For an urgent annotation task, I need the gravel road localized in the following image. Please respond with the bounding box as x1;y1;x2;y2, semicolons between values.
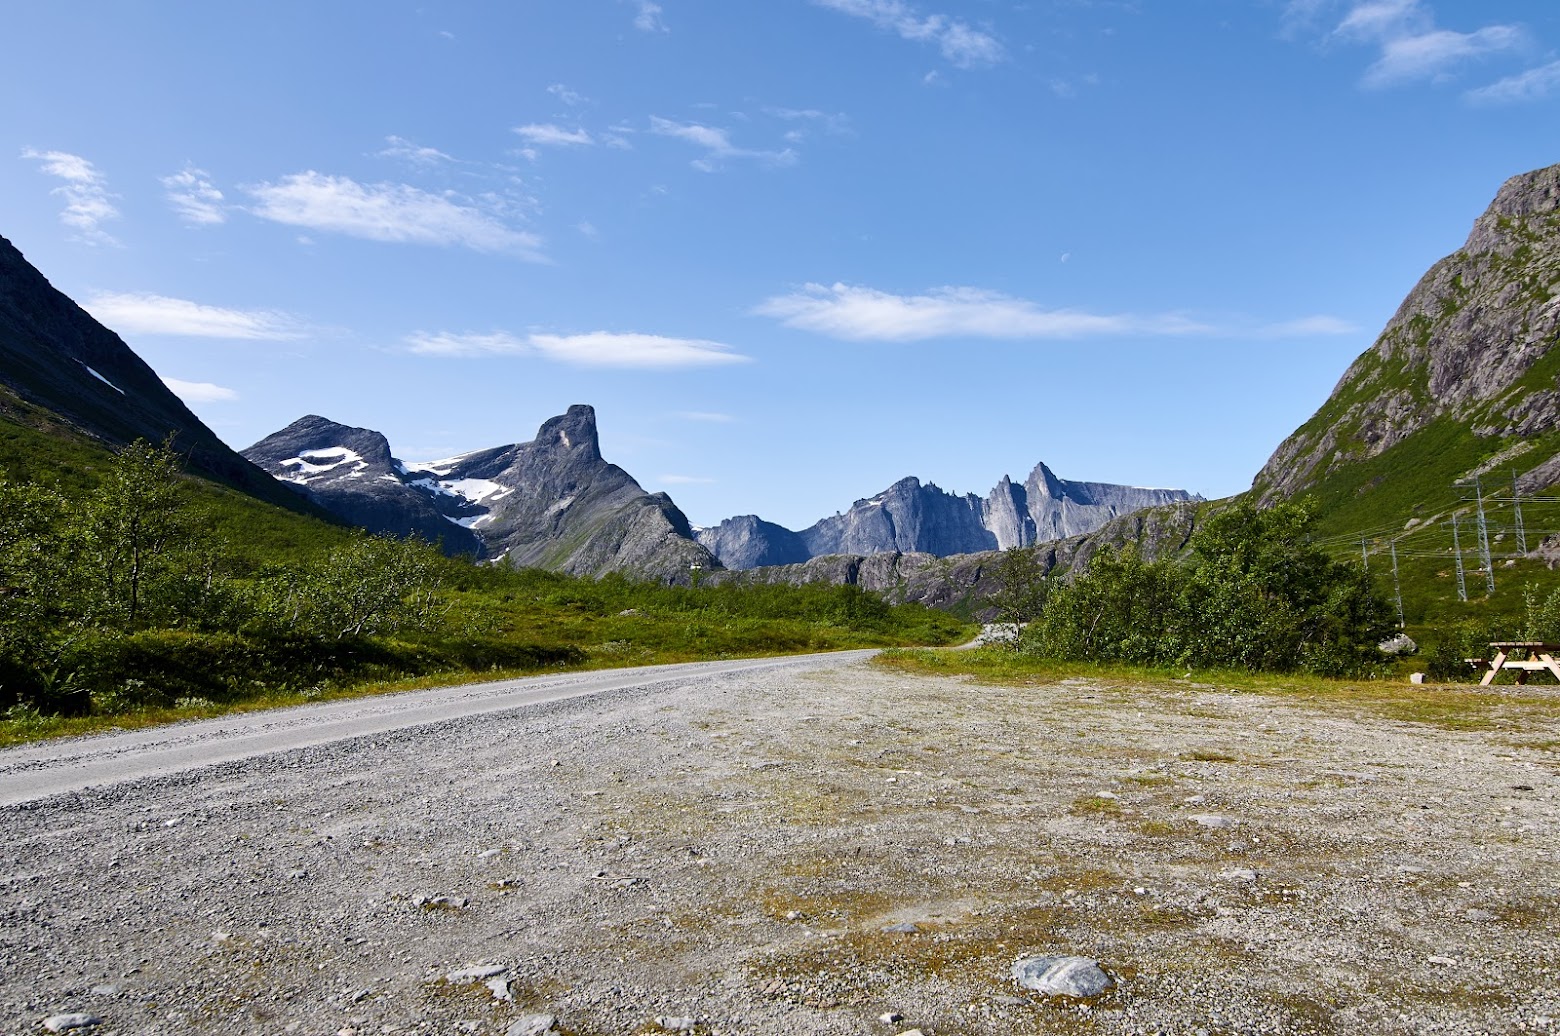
3;654;1558;1036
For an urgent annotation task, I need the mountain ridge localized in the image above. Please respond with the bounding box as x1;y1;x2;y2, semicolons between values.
698;462;1199;570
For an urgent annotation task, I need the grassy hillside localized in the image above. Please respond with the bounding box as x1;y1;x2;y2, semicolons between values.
0;417;972;742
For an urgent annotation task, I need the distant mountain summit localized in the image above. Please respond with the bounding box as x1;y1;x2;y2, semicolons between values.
244;405;720;580
0;233;305;510
698;462;1198;570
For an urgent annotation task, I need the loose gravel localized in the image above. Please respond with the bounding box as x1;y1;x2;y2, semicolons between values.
2;657;1558;1035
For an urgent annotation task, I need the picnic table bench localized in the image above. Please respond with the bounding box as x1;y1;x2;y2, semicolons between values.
1467;642;1560;686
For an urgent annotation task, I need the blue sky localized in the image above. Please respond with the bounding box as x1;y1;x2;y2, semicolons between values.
4;1;1559;529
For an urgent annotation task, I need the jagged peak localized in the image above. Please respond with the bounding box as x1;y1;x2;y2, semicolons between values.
533;404;601;461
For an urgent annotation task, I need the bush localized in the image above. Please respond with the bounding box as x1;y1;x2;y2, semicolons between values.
1019;502;1395;676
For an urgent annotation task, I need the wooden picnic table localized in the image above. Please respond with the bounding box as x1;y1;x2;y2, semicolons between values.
1474;642;1560;686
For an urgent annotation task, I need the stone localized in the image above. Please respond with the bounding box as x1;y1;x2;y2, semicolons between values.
1410;672;1427;684
1219;867;1260;883
878;1011;904;1023
654;1017;697;1031
1190;814;1234;829
446;964;507;983
1379;633;1417;655
1465;908;1498;922
1011;956;1113;997
881;922;919;933
42;1016;101;1033
505;1015;559;1036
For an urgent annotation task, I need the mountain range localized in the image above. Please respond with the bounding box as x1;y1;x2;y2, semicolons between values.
696;467;1198;570
5;161;1560;611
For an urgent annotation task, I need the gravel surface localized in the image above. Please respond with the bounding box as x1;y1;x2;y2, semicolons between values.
2;656;1558;1035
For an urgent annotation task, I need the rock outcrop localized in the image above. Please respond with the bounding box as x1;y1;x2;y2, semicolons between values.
1254;163;1560;503
244;405;720;581
698;463;1198;570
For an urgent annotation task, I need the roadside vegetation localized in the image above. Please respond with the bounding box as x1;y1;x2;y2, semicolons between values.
0;438;970;743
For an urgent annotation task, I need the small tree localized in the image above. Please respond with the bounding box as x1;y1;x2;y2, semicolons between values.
269;533;444;640
76;438;200;627
987;545;1048;643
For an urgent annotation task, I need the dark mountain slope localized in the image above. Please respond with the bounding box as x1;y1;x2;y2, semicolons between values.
0;234;310;512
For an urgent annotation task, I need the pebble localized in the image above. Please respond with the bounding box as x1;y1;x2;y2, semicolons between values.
505;1014;559;1036
1012;956;1113;997
881;922;920;933
1465;908;1498;922
1190;814;1233;829
879;1011;904;1023
655;1016;698;1031
43;1015;101;1033
415;895;468;909
1220;867;1260;883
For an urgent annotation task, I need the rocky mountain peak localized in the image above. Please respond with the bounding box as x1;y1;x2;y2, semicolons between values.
1464;164;1560;255
534;404;601;462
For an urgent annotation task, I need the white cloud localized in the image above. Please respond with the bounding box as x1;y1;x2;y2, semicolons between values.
86;292;307;340
632;1;667;32
755;283;1201;341
812;0;1004;68
1467;59;1560;104
576;221;599;238
513;123;594;147
161;166;226;226
22;148;120;245
676;411;735;423
377;135;454;165
755;283;1358;343
649;116;796;170
1362;25;1523;87
1255;315;1359;337
1298;1;1526;89
162;377;238;403
245;171;543;257
406;330;752;368
659;474;715;485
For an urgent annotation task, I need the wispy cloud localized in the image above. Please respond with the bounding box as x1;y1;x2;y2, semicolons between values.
161;165;227;226
675;411;736;423
22;148;120;245
377;135;455;165
755;283;1357;342
659;474;715;485
1467;58;1560;104
162;377;238;403
547;83;589;106
811;0;1004;68
514;123;594;147
86;292;306;340
245;171;543;258
1295;1;1525;89
649;116;796;171
631;1;667;32
406;330;752;368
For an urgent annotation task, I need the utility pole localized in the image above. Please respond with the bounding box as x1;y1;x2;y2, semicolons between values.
1513;469;1528;555
1451;513;1468;604
1390;538;1405;629
1474;476;1495;596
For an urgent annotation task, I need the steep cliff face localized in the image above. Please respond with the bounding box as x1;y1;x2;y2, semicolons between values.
245;405;720;580
699;463;1198;570
0;233;309;511
1254;163;1560;506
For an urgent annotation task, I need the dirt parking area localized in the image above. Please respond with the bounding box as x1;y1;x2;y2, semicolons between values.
2;658;1557;1035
